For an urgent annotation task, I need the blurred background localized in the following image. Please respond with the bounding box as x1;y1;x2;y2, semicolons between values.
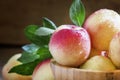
0;0;120;79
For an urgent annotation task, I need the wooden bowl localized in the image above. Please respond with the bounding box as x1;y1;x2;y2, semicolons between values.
50;60;120;80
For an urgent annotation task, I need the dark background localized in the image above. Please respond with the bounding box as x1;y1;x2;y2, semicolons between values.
0;0;120;79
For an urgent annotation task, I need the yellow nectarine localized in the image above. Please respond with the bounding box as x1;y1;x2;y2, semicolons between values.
2;53;32;80
84;9;120;51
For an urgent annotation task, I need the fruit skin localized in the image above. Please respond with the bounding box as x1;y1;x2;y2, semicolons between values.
109;32;120;68
32;59;54;80
2;53;32;80
49;25;91;67
84;9;120;51
89;48;108;58
80;56;116;71
89;48;101;58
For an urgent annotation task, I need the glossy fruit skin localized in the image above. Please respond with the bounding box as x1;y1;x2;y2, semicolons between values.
89;48;101;58
49;25;91;67
32;59;54;80
109;32;120;68
84;9;120;51
2;54;32;80
80;56;116;71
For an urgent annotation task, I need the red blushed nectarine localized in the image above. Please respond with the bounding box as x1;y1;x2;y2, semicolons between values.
32;59;54;80
49;25;91;67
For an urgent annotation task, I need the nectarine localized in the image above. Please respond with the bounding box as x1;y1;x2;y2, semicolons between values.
109;32;120;68
2;53;32;80
32;59;54;80
80;56;116;71
49;25;91;67
84;9;120;51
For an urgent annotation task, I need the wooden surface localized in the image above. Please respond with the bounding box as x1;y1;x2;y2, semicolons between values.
51;60;120;80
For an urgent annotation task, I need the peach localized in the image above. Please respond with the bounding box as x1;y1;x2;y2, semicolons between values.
32;59;54;80
2;53;32;80
80;56;116;71
84;9;120;51
109;32;120;68
49;25;91;67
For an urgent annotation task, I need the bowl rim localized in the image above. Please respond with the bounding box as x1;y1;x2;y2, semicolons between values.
50;59;120;73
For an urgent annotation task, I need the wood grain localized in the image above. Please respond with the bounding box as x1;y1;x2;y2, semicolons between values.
50;60;120;80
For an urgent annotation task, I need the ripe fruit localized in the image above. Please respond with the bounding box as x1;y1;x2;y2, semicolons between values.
2;53;32;80
84;9;120;51
109;32;120;68
49;25;91;67
32;59;54;80
80;56;116;71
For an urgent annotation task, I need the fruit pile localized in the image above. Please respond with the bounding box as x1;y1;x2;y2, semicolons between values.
2;0;120;80
49;8;120;71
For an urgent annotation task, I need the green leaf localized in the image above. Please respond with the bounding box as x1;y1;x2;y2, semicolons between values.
35;27;55;36
42;17;57;29
24;25;51;46
69;0;85;26
22;44;39;54
9;46;52;75
24;25;40;45
18;51;39;64
10;17;56;75
9;59;39;75
18;44;40;63
36;46;52;61
24;18;56;46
